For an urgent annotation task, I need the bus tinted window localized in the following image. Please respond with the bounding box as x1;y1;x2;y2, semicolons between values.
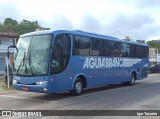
72;35;148;58
104;40;112;56
135;45;140;58
110;41;122;57
91;38;105;56
129;44;136;57
145;46;149;58
121;44;148;58
73;35;90;56
141;46;148;58
121;43;130;57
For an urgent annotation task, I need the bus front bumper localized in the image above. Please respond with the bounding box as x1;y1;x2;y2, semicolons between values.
13;84;50;93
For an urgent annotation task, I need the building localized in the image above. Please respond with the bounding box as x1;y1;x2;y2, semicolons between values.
0;32;18;75
136;40;145;43
123;36;132;41
149;47;159;65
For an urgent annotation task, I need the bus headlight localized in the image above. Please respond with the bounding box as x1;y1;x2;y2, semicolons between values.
36;81;47;85
13;79;17;84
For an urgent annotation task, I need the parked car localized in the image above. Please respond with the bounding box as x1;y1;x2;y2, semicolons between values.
148;64;160;73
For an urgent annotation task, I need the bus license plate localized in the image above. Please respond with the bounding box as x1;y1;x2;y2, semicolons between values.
22;87;29;91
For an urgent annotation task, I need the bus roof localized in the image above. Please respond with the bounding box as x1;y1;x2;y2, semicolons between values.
20;30;148;46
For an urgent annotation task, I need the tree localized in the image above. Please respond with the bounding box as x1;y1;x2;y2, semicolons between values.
0;18;50;35
15;19;40;35
147;40;160;52
4;18;18;26
147;40;160;47
0;18;18;32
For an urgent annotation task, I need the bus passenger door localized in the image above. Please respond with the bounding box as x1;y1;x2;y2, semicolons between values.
50;33;71;92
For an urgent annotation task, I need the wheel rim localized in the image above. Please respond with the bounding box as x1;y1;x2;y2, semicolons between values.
131;75;135;84
75;82;82;94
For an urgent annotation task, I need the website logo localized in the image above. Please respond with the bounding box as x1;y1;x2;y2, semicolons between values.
2;111;11;116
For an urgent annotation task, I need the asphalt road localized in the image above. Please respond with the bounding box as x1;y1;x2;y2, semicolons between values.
0;74;160;119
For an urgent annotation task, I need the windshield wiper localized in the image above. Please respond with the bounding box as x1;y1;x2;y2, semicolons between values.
16;52;26;75
28;51;36;76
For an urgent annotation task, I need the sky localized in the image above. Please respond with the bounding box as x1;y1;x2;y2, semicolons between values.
0;0;160;41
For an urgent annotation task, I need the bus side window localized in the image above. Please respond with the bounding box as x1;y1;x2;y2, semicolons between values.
73;35;90;56
111;41;122;57
121;43;130;57
91;38;105;56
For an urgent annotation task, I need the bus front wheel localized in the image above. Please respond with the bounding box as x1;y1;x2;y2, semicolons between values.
70;78;83;96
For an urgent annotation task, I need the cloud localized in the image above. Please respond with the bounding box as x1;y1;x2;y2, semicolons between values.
135;0;160;8
107;0;160;9
0;0;160;40
49;15;73;30
100;12;159;40
79;13;101;32
0;1;18;22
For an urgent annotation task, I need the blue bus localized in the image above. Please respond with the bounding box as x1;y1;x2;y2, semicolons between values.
12;30;149;95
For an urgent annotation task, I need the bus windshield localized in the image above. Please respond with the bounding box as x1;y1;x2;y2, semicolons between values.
13;35;52;76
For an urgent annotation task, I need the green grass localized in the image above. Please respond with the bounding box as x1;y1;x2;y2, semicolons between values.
0;75;22;95
0;76;14;92
2;84;14;90
0;76;3;80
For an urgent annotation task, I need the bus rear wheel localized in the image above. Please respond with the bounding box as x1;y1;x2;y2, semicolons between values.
70;78;83;96
128;73;136;86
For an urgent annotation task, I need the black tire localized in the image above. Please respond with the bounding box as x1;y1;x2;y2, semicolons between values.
148;69;152;74
70;78;83;96
127;73;136;86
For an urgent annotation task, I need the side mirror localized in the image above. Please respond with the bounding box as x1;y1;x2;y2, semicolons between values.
5;45;17;86
7;45;18;58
